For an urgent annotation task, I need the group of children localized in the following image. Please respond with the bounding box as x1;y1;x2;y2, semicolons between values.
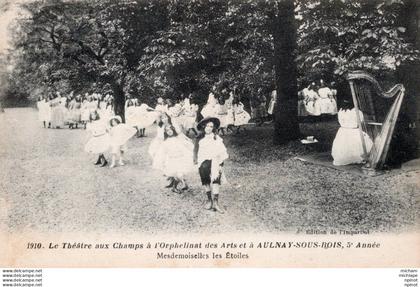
80;93;233;213
200;88;251;135
35;88;261;213
298;80;338;117
36;92;115;129
84;111;137;168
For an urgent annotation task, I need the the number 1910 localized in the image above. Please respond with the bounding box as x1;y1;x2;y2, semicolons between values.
27;243;42;249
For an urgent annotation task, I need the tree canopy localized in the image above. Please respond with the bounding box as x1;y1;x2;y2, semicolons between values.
3;0;419;122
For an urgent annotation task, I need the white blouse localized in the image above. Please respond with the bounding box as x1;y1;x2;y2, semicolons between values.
197;134;229;166
337;108;364;129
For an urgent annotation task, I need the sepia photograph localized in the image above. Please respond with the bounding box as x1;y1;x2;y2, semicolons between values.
0;0;419;268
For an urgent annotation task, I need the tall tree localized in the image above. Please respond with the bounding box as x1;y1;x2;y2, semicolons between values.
397;0;420;157
8;0;167;118
271;0;300;143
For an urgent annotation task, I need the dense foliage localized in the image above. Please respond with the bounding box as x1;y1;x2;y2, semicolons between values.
3;0;419;113
296;0;419;86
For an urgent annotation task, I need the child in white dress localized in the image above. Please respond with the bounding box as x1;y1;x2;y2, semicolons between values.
331;101;373;166
149;113;177;188
179;95;199;136
267;89;277;121
232;97;251;133
303;83;321;116
125;100;138;132
201;89;218;118
135;102;159;137
37;96;47;128
149;113;170;166
108;115;137;168
214;96;234;135
50;93;66;128
84;111;110;167
317;81;338;115
45;96;52;128
80;97;89;129
155;97;168;113
196;117;229;213
159;125;195;193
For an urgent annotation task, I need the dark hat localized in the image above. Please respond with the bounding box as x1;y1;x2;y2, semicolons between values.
197;117;220;131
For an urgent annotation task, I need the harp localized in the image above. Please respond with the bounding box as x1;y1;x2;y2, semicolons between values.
346;71;405;171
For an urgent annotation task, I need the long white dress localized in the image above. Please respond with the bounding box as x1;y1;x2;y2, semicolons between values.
233;102;251;126
268;90;277;115
125;105;138;128
180;103;199;131
37;100;49;123
225;94;235;127
155;103;169;114
50;97;66;128
302;88;321;116
214;103;234;128
97;101;108;120
80;100;91;122
36;100;43;122
44;100;52;124
68;100;81;124
331;108;373;166
148;125;165;164
201;93;218;118
109;123;137;153
318;87;338;115
84;120;111;154
133;104;159;129
168;104;183;132
159;136;195;177
101;104;114;123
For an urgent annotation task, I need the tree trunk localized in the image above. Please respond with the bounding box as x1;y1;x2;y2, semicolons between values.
397;0;420;159
272;0;300;144
110;80;126;122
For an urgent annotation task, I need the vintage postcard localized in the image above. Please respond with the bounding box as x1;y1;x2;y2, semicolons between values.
0;0;419;268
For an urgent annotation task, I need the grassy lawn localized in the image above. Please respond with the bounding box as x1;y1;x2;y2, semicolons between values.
0;108;418;234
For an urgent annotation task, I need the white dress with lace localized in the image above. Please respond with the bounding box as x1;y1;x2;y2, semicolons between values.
331;108;373;166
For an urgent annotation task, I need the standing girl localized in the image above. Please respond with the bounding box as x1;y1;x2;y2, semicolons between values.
108;115;137;168
267;89;277;121
37;96;47;128
68;95;81;129
232;97;251;133
134;102;158;137
196;117;229;213
149;112;171;168
51;93;68;128
159;125;194;193
84;111;110;167
80;95;91;129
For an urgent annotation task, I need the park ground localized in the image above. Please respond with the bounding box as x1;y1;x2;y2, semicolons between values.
0;108;418;235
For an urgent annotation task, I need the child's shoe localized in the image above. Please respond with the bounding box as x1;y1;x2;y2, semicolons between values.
204;191;213;210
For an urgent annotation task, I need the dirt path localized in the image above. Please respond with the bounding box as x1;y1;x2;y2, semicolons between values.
0;108;418;234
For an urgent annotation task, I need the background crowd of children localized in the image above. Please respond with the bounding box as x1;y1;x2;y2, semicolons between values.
36;92;115;129
298;80;338;117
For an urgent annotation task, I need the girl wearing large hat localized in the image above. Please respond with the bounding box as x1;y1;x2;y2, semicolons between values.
195;117;229;213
